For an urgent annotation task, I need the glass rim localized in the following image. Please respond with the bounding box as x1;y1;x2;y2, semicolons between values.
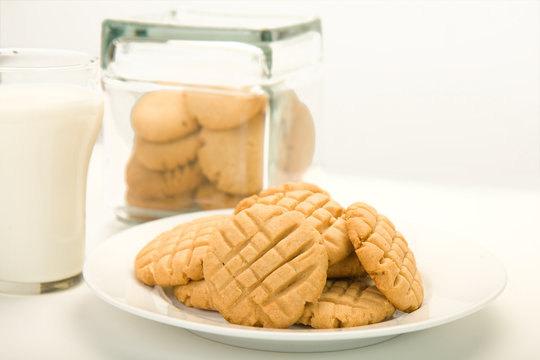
0;48;98;72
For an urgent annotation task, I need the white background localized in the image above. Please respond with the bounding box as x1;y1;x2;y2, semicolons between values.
1;0;539;189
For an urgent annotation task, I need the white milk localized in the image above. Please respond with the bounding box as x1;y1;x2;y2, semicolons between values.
0;84;103;283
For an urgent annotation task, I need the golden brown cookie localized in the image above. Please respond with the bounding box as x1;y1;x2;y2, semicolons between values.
345;202;424;312
195;182;245;210
173;280;215;311
133;132;201;171
203;204;328;328
134;214;231;286
327;252;366;279
198;114;264;196
234;183;351;266
134;227;172;285
298;277;395;328
131;90;198;142
186;89;267;130
125;156;204;200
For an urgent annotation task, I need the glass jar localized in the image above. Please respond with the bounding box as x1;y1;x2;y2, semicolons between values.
101;8;323;222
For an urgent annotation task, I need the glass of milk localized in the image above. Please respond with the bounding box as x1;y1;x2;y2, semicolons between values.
0;49;103;294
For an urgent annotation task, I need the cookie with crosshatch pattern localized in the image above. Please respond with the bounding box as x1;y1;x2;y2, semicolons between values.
298;277;395;328
134;214;231;287
345;202;424;312
203;204;328;328
234;182;352;266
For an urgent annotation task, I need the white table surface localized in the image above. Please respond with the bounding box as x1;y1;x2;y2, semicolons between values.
1;146;539;359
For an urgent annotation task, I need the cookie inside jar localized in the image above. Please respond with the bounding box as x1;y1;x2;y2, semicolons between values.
123;85;268;220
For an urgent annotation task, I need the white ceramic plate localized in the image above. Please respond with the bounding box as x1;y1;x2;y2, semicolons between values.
83;209;507;352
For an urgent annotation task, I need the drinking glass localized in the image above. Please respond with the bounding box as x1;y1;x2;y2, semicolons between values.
0;49;103;294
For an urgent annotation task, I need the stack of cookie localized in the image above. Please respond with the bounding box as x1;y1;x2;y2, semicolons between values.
134;182;424;329
125;88;267;214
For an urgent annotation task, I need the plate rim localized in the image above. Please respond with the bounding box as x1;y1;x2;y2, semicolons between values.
83;209;507;342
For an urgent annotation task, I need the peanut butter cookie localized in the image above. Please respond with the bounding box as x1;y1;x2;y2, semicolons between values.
345;202;424;312
298;277;395;328
203;204;328;328
134;214;231;286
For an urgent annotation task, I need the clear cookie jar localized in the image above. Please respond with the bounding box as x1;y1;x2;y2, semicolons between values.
101;8;323;222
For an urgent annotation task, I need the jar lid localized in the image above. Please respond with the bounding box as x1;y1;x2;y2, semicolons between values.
101;8;322;86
